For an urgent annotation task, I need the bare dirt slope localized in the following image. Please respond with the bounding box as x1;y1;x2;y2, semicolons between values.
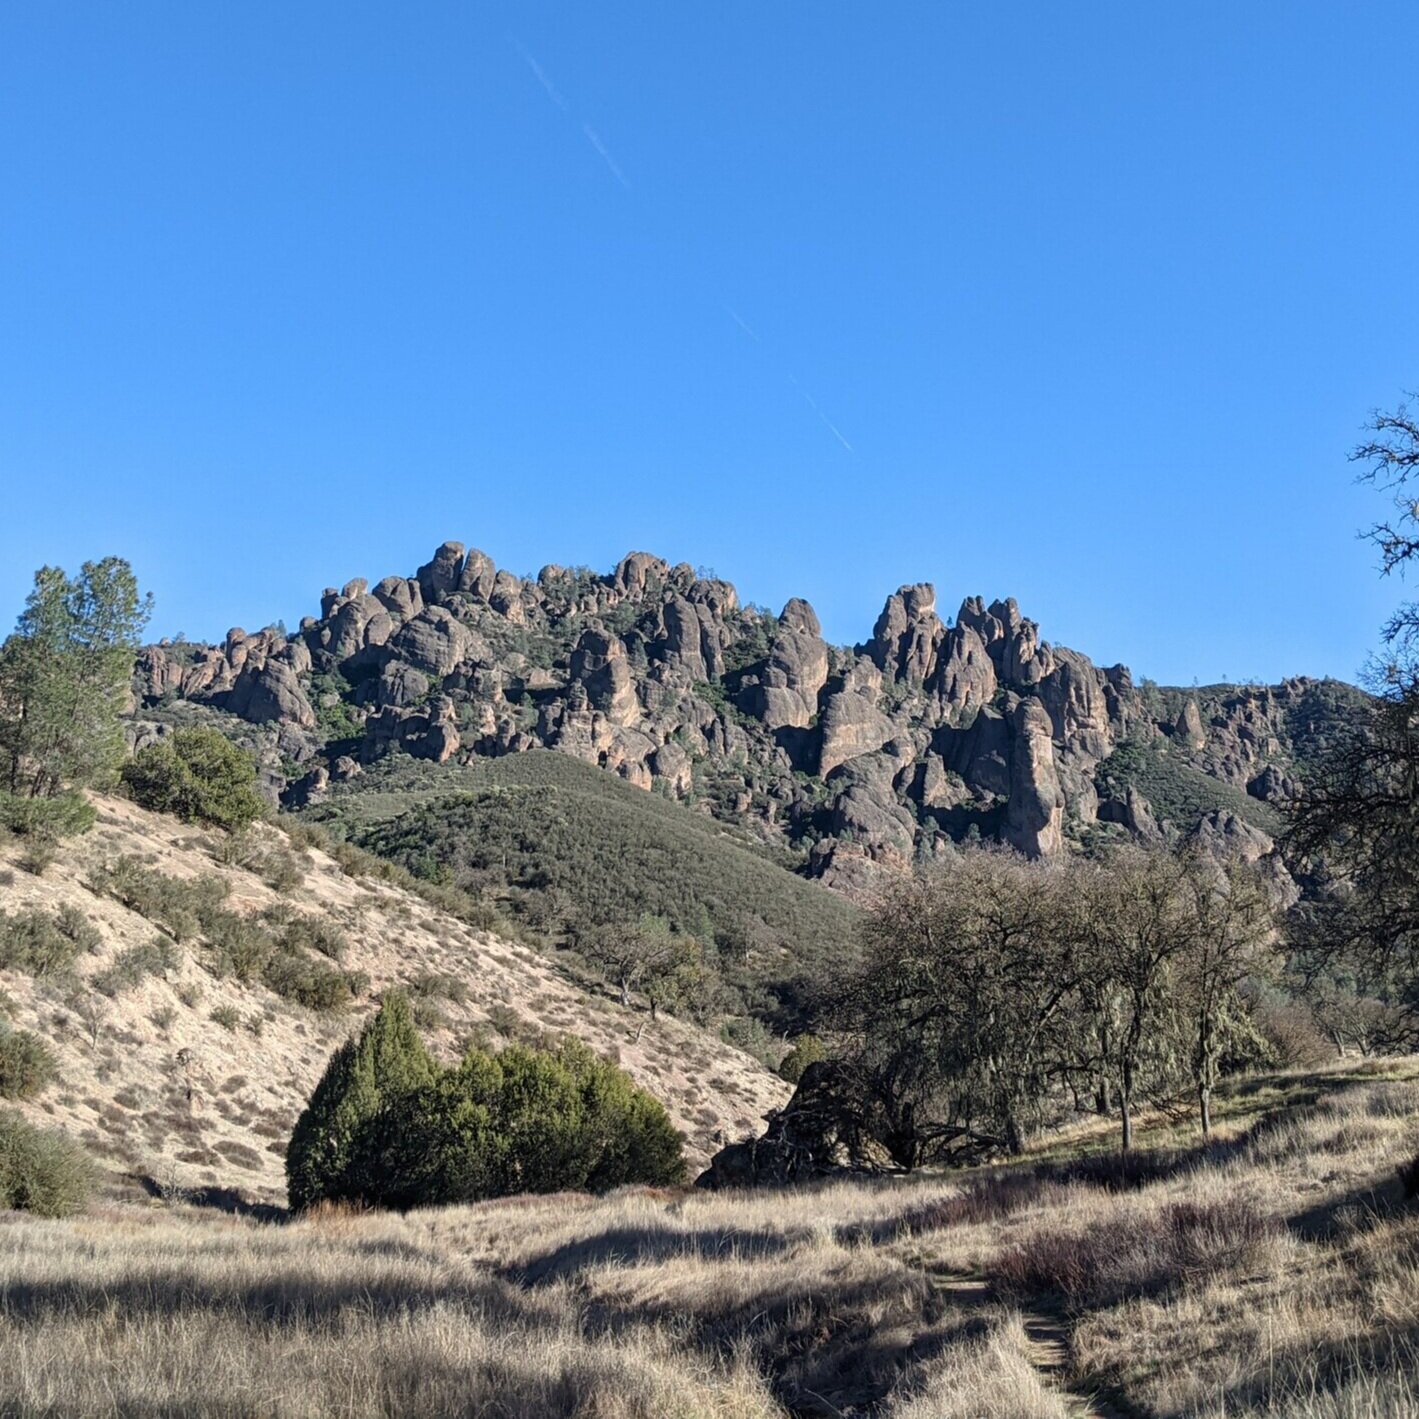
0;796;790;1204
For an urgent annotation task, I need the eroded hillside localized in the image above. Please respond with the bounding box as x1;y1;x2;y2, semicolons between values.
0;796;790;1204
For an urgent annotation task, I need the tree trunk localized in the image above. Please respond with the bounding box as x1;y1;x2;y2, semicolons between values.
618;978;631;1008
1197;1014;1214;1138
1004;1112;1025;1155
1120;1057;1134;1154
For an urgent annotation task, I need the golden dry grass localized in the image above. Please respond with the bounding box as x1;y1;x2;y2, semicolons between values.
1;1059;1415;1416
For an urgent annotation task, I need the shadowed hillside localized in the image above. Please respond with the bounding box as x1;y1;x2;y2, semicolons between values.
301;750;863;1024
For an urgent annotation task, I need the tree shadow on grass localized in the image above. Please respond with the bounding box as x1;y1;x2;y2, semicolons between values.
511;1223;801;1285
132;1174;288;1225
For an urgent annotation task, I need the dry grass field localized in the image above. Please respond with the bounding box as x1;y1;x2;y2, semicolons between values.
0;796;790;1201
0;1055;1415;1418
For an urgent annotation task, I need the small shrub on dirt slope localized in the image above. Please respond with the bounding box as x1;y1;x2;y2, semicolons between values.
121;726;265;831
275;913;349;963
262;950;359;1012
87;856;229;942
0;1111;92;1216
0;909;83;976
92;936;180;997
0;1028;57;1100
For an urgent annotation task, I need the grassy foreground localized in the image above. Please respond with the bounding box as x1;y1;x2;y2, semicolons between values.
0;1058;1416;1418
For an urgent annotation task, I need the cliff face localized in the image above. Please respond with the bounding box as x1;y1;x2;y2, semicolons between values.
131;541;1365;893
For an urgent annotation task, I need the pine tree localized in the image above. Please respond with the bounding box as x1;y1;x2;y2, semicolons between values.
285;993;433;1210
0;559;151;803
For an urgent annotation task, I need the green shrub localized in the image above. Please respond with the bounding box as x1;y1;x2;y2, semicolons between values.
778;1033;827;1085
203;912;273;982
0;1029;57;1100
286;993;435;1211
262;951;359;1012
257;845;305;892
408;971;467;1004
0;790;96;841
720;1016;778;1070
87;857;229;942
0;909;83;976
55;905;102;955
286;1001;685;1211
121;728;264;831
0;1111;92;1216
91;936;180;997
277;914;349;963
209;1005;241;1031
15;838;57;876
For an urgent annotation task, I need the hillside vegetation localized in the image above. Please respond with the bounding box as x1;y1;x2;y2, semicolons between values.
303;751;863;1022
0;795;790;1203
1097;736;1285;835
0;1057;1412;1417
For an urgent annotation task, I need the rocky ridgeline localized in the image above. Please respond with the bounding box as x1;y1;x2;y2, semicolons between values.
131;541;1354;895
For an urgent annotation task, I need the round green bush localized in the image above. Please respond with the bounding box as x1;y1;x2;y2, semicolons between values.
286;999;686;1211
0;1111;93;1216
122;728;264;831
0;1029;57;1100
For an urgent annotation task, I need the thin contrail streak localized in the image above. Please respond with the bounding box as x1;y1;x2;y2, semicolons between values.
510;37;567;110
721;304;761;342
509;37;850;452
788;374;855;452
580;122;631;189
510;37;630;190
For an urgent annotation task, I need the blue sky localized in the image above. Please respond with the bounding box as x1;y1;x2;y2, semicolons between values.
2;3;1416;686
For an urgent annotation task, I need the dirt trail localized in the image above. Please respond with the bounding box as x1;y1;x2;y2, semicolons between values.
921;1266;1133;1419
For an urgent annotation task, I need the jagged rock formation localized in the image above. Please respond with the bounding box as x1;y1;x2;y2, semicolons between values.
131;542;1366;895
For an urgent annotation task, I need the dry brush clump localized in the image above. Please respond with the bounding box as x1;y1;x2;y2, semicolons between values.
995;1191;1281;1308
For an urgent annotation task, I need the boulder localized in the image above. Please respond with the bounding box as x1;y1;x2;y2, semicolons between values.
459;547;497;601
695;1062;873;1190
869;583;943;683
932;624;996;722
1175;699;1207;750
613;552;669;599
489;570;526;624
818;687;894;777
386;607;479;679
1097;785;1163;843
650;740;694;797
377;662;430;709
226;659;316;730
743;599;830;731
570;627;639;727
372;576;423;621
1004;697;1063;858
661;595;708;680
416;541;466;605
